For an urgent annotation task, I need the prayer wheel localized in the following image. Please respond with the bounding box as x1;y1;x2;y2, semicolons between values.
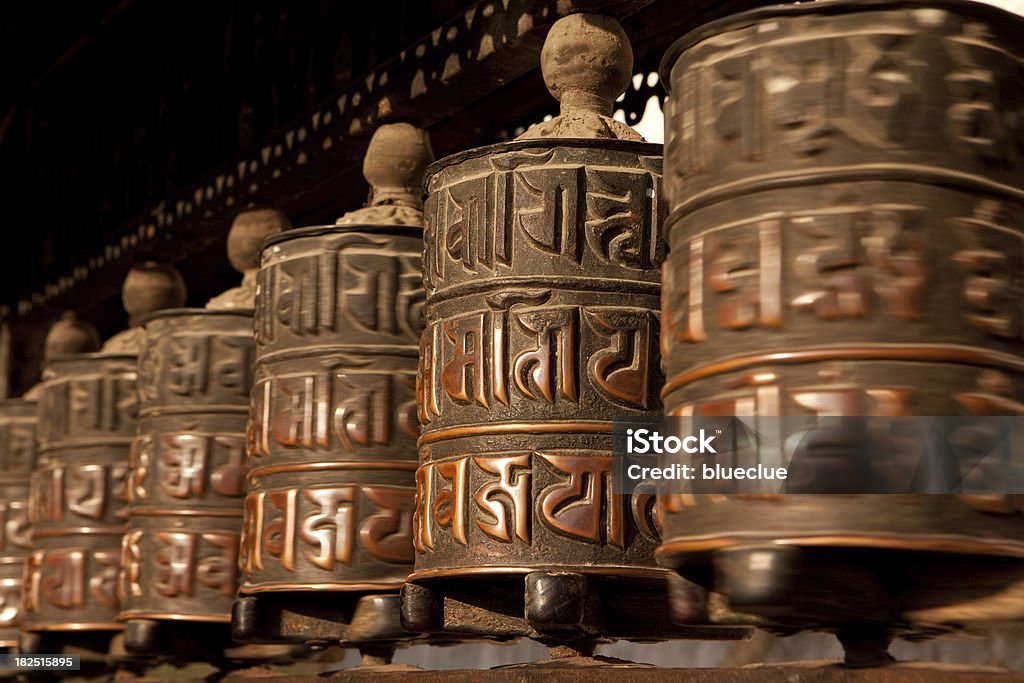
655;0;1024;662
21;265;184;662
0;400;36;651
117;210;288;662
233;123;432;660
402;12;743;647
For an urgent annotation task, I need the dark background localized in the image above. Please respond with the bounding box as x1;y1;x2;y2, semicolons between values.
0;0;752;395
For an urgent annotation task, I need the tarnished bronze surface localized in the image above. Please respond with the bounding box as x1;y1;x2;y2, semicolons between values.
0;399;35;648
236;123;433;650
24;353;135;633
656;0;1024;650
403;12;738;644
238;224;421;619
119;310;251;629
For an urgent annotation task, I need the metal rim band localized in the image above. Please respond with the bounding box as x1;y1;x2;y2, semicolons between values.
664;165;1024;229
662;343;1024;397
418;421;613;446
408;565;670;582
239;581;405;594
118;612;231;624
659;0;1024;87
248;460;418;479
655;534;1024;562
22;622;124;632
126;507;243;518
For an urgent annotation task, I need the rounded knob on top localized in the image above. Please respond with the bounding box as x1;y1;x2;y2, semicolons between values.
227;208;291;275
122;262;187;326
337;122;434;227
519;13;641;141
44;311;101;360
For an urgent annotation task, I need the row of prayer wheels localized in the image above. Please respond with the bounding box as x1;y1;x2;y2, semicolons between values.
1;0;1023;673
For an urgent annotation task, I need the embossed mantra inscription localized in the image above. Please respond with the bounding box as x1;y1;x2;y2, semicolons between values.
240;227;421;593
0;400;36;645
25;355;136;631
413;141;665;576
656;2;1024;563
119;311;253;623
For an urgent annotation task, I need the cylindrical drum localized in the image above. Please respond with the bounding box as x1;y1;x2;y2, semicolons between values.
415;139;663;568
0;400;36;648
237;225;421;643
656;0;1024;644
403;134;731;642
24;354;135;633
118;310;251;647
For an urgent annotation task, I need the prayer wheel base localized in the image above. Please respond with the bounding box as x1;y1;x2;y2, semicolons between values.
667;544;1024;657
123;619;236;663
232;592;410;648
401;571;750;644
127;664;1024;683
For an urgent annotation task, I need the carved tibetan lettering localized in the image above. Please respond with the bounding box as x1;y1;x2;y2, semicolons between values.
334;376;391;450
239;493;263;573
0;501;30;551
706;220;782;330
413;464;434;552
585;308;657;409
90;550;120;609
277;256;330;336
168;336;210;395
790;205;925;319
584;168;657;270
441;172;509;276
121;529;143;599
272;374;328;449
160;434;208;498
0;579;20;625
22;551;42;613
130;436;152;502
67;465;107;520
473;455;531;544
952;201;1023;339
210;435;246;497
42;550;85;609
513;308;578;403
537;454;622;547
69;376;136;434
360;487;415;563
263;489;298;571
433;458;469;546
196;533;239;596
514;165;581;263
442;314;489;408
212;338;253;393
155;531;197;597
301;487;357;570
340;248;422;339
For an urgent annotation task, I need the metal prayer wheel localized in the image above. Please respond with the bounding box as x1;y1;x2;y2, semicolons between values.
402;13;741;646
22;266;184;661
116;210;289;663
656;0;1024;660
0;400;35;650
118;309;254;656
233;124;432;657
23;353;136;641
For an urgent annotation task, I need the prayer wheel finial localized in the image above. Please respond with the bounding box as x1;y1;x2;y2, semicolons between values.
102;262;186;354
336;122;434;226
519;13;640;141
43;311;101;361
208;208;291;309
